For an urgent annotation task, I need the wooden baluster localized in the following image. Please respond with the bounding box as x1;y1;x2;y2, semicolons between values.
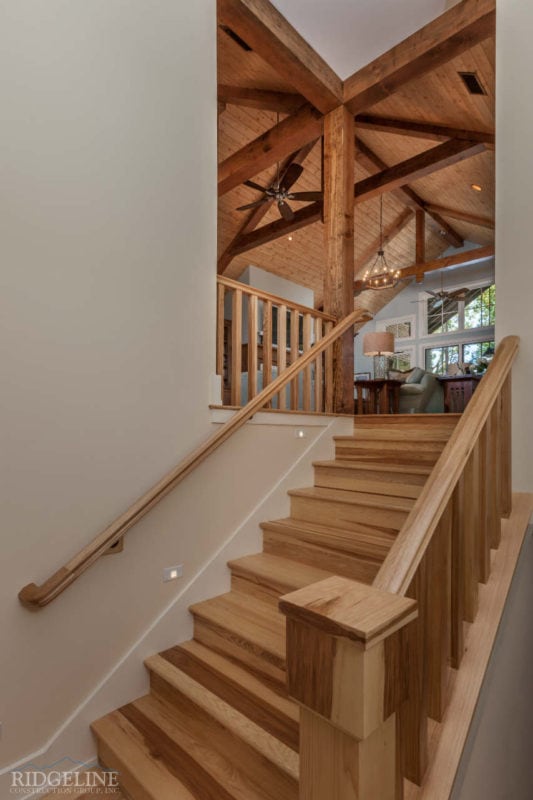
477;427;491;583
484;411;501;550
450;479;465;669
462;449;480;622
216;282;225;379
247;294;258;401
302;313;312;412
398;562;428;785
324;320;334;413
290;310;300;410
499;375;512;518
425;503;451;722
262;300;273;408
280;577;417;800
277;305;287;410
490;402;502;546
314;319;324;413
230;289;242;406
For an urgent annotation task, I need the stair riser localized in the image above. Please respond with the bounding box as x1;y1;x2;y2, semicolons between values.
290;495;409;530
313;466;424;496
263;530;382;583
350;429;453;441
335;448;440;466
231;574;282;606
193;619;286;687
96;732;158;800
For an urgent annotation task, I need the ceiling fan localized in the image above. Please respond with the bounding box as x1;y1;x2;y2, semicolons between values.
236;164;322;222
412;273;469;307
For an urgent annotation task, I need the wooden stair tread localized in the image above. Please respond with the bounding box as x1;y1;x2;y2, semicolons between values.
228;552;333;594
154;640;299;750
261;517;395;560
190;592;286;664
288;485;416;511
93;692;298;800
312;459;432;474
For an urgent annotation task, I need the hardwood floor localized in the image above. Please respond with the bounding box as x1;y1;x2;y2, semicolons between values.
91;415;458;799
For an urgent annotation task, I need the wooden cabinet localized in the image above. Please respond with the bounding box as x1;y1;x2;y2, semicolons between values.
438;374;482;413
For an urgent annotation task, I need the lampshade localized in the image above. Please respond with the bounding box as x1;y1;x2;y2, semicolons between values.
363;331;395;357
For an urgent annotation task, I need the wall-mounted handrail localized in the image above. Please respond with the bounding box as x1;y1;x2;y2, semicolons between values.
19;307;372;609
374;335;519;597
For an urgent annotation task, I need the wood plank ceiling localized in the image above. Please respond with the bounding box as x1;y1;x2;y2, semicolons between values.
217;16;495;316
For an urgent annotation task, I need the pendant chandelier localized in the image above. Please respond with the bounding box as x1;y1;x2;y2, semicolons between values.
362;196;402;290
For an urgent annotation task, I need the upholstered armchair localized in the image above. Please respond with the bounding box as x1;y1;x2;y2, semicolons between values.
398;368;444;413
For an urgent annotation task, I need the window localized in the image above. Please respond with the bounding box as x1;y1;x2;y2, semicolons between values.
376;314;415;341
425;339;495;375
464;284;496;329
425;345;460;375
390;348;414;371
424;282;495;336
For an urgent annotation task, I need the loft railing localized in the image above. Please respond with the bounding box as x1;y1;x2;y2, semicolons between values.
280;335;519;800
19;306;371;609
217;276;337;412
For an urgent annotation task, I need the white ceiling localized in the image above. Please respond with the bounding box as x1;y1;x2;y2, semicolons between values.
271;0;453;79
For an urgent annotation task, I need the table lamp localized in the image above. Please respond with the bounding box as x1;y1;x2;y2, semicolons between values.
363;332;395;379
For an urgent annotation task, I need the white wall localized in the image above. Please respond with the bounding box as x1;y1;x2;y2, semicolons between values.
496;0;533;493
241;266;315;308
355;254;495;376
0;0;218;769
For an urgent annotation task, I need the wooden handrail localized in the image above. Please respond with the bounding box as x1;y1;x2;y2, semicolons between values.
374;335;519;597
19;307;372;609
217;275;336;322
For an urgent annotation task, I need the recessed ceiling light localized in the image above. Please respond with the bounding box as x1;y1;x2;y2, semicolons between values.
288;235;293;241
471;183;483;192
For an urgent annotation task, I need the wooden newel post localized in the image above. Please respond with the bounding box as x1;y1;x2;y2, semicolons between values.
280;577;418;800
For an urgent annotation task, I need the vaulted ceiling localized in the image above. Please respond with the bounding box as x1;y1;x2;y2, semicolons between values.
217;0;495;316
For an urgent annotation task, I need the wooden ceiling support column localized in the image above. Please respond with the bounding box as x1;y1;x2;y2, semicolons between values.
354;243;495;292
323;106;355;414
355;139;486;204
416;209;426;264
218;85;305;114
218;103;323;196
218;141;318;272
217;0;343;113
355;137;464;248
343;0;496;113
355;114;495;149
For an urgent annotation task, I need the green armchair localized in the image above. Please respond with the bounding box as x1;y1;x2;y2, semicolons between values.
398;368;444;413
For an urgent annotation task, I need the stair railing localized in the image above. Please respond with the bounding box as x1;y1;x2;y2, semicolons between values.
19;307;372;609
280;335;519;800
217;276;337;411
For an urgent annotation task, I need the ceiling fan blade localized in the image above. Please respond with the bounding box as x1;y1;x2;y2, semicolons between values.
279;163;304;191
237;198;270;211
449;288;469;299
244;179;269;193
426;291;440;298
288;191;323;202
278;200;295;221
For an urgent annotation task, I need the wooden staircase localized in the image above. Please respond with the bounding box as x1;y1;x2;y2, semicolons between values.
90;415;459;800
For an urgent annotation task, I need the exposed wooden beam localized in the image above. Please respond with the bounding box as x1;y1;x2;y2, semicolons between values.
218;103;323;196
416;209;426;264
344;0;496;113
323;106;355;413
355;209;414;276
355;137;464;248
217;0;343;113
217;140;317;274
355;114;495;149
355;139;486;204
423;204;495;230
228;201;322;257
354;243;495;292
218;85;305;114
